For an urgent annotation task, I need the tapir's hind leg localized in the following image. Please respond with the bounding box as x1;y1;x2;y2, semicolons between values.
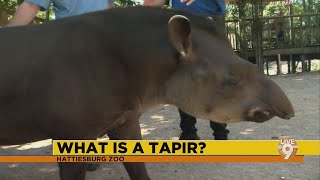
108;113;150;180
58;162;87;180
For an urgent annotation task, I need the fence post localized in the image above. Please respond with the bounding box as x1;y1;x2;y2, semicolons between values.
301;55;308;72
291;54;296;73
277;54;282;75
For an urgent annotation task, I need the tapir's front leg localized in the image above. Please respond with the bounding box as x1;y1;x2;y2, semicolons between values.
108;113;150;180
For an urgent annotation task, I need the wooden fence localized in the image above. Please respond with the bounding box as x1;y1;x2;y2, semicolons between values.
226;13;320;74
226;13;320;50
1;8;319;75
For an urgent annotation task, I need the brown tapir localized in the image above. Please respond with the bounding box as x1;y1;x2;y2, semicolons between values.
0;6;294;180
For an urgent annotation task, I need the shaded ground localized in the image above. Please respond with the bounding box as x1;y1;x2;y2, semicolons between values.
1;72;319;180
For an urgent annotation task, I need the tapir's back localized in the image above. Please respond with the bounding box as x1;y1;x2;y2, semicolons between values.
0;7;220;145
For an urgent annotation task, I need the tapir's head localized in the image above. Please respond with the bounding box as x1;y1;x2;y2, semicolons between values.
165;15;294;123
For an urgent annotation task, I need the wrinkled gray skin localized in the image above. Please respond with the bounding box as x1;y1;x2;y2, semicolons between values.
0;7;294;180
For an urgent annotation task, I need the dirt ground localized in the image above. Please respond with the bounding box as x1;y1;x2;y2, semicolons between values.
0;71;319;180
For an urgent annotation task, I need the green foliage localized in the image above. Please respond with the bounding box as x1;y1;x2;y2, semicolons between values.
114;0;140;7
226;4;239;20
0;0;19;12
311;61;320;71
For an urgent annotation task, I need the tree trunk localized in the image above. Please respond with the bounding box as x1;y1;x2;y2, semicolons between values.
237;0;248;60
0;10;8;26
306;0;312;46
252;0;264;71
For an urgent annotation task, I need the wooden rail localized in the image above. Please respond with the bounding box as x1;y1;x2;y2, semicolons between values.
226;13;320;51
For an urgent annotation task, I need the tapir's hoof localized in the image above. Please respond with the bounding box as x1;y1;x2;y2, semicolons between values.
87;162;101;171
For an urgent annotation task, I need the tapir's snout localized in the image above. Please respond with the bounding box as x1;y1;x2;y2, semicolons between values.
265;79;295;120
246;78;295;123
229;59;295;123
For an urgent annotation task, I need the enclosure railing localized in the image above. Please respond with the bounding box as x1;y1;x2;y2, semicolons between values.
226;13;320;51
2;8;319;55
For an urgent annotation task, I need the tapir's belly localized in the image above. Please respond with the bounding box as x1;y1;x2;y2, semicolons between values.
0;107;136;146
0;118;50;146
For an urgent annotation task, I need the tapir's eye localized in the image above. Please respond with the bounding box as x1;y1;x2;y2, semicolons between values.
223;79;239;87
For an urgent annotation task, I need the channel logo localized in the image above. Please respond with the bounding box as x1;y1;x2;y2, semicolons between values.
277;137;298;159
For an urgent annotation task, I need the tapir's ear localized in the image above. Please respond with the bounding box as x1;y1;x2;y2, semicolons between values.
168;15;192;56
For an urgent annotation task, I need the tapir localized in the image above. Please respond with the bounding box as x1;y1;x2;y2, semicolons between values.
0;6;294;180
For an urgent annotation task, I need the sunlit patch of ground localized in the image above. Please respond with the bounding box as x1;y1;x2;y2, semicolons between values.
1;139;52;151
240;128;254;135
17;139;52;150
265;59;320;75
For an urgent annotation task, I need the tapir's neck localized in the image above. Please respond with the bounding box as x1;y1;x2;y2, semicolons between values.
92;12;181;113
110;33;178;112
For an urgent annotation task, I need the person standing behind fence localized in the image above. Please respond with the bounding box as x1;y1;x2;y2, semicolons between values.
144;0;230;140
7;0;114;27
271;10;285;45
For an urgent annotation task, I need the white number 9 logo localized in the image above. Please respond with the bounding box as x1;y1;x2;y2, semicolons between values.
282;143;298;159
